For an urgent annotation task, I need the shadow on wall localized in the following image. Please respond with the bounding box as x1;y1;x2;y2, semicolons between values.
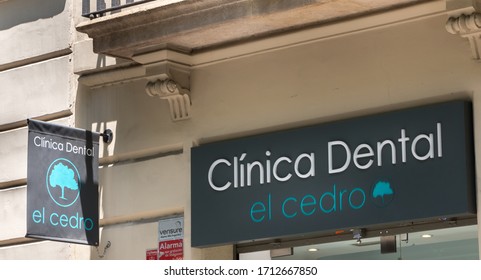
0;0;66;31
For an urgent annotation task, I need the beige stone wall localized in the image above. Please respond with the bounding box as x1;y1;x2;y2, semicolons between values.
0;0;90;259
0;0;71;69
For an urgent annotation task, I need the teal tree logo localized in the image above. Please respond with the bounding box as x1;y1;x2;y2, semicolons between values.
371;181;394;207
46;158;81;207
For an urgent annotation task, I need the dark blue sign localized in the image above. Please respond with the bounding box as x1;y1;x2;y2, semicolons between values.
26;119;99;246
191;101;476;247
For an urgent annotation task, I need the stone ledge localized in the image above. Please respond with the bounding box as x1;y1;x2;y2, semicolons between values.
76;0;425;60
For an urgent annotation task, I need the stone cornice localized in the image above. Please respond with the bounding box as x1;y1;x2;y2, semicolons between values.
76;0;425;60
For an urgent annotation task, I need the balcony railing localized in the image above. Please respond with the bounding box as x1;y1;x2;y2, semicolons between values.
82;0;157;18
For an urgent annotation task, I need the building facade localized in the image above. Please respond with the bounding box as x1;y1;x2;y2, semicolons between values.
0;0;85;259
1;0;481;259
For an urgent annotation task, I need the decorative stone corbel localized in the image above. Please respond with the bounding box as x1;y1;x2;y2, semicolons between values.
146;78;191;121
446;13;481;60
144;61;191;121
445;0;481;60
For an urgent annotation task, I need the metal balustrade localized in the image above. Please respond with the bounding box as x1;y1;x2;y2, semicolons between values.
82;0;157;18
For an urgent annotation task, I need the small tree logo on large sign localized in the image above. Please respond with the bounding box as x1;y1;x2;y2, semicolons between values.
46;158;81;207
371;181;395;207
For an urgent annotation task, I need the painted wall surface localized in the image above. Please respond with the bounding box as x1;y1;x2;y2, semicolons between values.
74;11;481;259
0;0;71;67
0;187;26;240
0;240;90;260
0;56;74;125
0;128;28;182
